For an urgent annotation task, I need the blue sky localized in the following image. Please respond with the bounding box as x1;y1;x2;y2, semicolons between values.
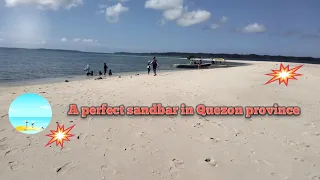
0;0;319;57
9;93;52;118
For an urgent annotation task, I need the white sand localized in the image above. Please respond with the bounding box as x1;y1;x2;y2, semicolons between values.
0;60;320;180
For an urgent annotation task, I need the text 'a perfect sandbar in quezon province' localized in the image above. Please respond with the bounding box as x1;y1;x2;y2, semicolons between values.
67;103;301;118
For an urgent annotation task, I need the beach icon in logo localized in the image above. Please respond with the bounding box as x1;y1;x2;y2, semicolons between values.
8;93;52;134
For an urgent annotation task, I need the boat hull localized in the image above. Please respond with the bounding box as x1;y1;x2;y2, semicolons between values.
173;63;211;69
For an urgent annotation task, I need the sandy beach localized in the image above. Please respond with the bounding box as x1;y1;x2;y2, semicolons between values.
0;60;320;180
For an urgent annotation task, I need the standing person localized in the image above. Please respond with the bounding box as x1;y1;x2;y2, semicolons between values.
151;57;159;76
198;58;202;69
147;61;151;75
104;63;108;75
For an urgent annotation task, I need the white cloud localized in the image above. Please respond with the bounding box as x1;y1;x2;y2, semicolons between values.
5;0;83;10
211;23;220;30
163;6;183;20
61;37;67;42
241;23;267;33
82;38;98;43
220;16;228;23
15;40;46;45
73;38;81;42
105;3;129;23
109;0;129;2
145;0;211;27
9;108;16;113
145;0;183;10
37;40;46;44
177;10;211;27
69;38;99;43
99;4;108;9
83;39;93;42
96;9;105;14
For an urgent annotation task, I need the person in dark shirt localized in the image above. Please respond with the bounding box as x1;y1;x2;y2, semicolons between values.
151;57;159;76
99;71;102;76
108;69;112;76
104;63;108;75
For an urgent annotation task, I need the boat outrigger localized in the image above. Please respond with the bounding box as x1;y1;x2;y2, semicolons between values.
173;63;211;69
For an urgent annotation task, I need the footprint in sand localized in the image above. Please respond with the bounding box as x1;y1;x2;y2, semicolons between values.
106;128;118;133
4;148;19;156
302;132;320;136
1;114;8;118
311;175;320;180
169;159;184;178
8;161;23;171
136;131;149;138
25;136;39;146
53;147;72;156
211;121;225;128
293;157;305;162
100;165;113;174
304;122;317;128
56;162;75;174
205;158;218;167
0;137;7;143
283;140;311;152
209;137;220;143
193;123;203;128
253;159;273;167
198;117;209;122
172;159;184;169
164;126;176;135
169;166;180;179
0;143;9;151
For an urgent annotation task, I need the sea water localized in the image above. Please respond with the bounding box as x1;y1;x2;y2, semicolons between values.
0;48;188;84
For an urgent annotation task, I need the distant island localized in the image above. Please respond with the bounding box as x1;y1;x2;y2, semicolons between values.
0;47;319;64
114;52;320;64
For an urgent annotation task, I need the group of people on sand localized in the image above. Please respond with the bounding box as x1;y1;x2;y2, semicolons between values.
147;57;159;76
84;57;159;77
84;63;112;76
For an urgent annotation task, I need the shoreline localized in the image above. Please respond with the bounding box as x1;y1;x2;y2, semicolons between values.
0;59;312;88
0;69;189;88
0;59;246;88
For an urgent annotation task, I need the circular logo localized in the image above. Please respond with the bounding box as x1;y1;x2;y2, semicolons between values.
8;93;52;134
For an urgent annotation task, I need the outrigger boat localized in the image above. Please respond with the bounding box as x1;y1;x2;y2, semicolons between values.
173;56;213;69
173;56;227;69
173;63;212;69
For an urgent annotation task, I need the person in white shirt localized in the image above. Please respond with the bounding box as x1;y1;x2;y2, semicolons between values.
147;61;151;75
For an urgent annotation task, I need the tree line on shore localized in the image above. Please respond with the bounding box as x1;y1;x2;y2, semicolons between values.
114;52;319;64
